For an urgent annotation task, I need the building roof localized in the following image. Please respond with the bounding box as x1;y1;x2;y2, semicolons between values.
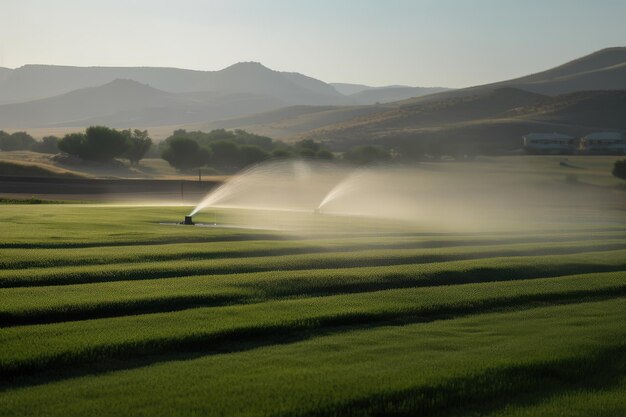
523;133;574;140
583;132;623;140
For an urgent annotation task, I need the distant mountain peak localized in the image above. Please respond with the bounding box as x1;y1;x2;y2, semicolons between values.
103;78;153;88
223;61;272;72
590;46;626;54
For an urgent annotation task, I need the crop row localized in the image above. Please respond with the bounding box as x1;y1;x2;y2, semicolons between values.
1;245;624;288
1;235;624;269
2;271;625;379
2;249;625;325
1;299;625;416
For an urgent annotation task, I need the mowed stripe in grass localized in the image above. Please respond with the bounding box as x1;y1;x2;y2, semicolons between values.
1;247;626;325
3;233;625;269
3;204;624;248
1;299;624;417
1;246;625;288
2;271;625;379
476;377;626;417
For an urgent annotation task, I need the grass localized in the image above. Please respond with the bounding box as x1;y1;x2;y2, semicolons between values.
0;197;86;204
1;299;625;416
2;271;625;378
0;202;624;416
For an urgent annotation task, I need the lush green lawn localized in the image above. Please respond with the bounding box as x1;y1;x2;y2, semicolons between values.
0;203;625;416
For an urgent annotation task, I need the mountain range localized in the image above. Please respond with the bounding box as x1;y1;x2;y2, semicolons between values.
198;47;626;146
0;63;447;128
0;47;624;146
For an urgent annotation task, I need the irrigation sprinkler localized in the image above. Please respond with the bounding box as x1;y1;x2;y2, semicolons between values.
182;215;194;225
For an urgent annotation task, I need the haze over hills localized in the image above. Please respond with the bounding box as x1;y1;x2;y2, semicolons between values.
0;62;347;105
349;86;450;105
0;47;624;143
330;83;382;95
0;62;448;129
330;83;449;104
196;104;395;139
0;68;12;84
0;79;291;128
505;90;626;130
211;47;625;146
299;88;626;150
395;47;626;107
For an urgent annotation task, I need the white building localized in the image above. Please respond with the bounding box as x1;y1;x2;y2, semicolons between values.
580;132;626;154
523;133;576;154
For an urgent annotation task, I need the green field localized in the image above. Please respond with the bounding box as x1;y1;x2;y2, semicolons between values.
1;203;625;416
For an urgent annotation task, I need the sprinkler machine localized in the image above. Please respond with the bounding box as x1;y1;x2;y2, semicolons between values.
182;215;194;225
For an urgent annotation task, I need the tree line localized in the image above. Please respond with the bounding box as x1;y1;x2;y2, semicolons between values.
0;131;58;153
0;126;472;172
159;129;337;173
0;127;152;165
2;126;625;180
58;127;152;165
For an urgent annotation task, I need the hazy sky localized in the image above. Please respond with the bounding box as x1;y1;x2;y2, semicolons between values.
1;0;625;87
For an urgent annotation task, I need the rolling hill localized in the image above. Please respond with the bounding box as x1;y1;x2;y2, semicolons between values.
1;47;624;142
330;83;450;104
300;88;626;150
0;62;347;106
0;79;292;128
194;47;625;145
0;67;12;84
506;90;626;129
193;104;396;139
267;48;625;146
0;62;448;129
395;47;626;107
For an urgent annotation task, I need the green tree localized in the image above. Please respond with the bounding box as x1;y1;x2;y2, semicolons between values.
296;139;321;153
58;126;129;162
613;160;626;180
122;129;152;165
238;145;270;167
0;131;36;151
58;133;86;156
31;136;60;154
272;148;293;159
81;126;128;161
0;131;9;149
210;141;241;171
161;137;212;171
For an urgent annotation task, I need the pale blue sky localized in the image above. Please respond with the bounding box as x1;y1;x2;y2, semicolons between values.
1;0;625;87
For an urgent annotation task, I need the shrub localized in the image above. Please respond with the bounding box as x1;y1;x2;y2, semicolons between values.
0;131;36;151
31;136;60;154
58;126;129;162
613;160;626;180
161;137;212;171
122;129;152;165
58;133;86;156
272;149;293;159
238;145;270;167
209;141;241;171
